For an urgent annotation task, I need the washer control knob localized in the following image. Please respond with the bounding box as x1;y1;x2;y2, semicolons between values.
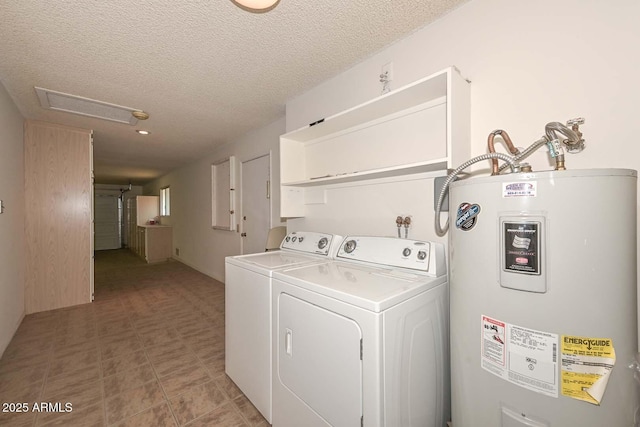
344;240;357;254
292;236;297;242
417;250;427;260
285;236;291;242
402;248;412;257
317;237;328;249
298;237;304;243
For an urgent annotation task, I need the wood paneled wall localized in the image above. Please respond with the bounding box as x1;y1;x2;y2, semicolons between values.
24;120;93;314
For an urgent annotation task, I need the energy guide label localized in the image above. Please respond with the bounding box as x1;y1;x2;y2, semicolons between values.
561;335;616;405
481;315;558;397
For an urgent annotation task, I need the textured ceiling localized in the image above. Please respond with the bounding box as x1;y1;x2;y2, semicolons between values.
0;0;467;185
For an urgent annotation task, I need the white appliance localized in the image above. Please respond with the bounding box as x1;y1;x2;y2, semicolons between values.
225;231;342;423
448;169;638;426
271;236;449;427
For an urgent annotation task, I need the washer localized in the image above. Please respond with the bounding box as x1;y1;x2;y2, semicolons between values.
271;236;449;427
225;231;342;423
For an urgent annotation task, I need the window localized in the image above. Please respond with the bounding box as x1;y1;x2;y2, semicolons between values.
160;186;170;216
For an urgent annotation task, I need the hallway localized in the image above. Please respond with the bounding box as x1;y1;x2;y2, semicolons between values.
0;250;268;426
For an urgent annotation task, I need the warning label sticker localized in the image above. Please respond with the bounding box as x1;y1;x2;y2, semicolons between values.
481;315;558;398
561;336;616;405
482;316;506;367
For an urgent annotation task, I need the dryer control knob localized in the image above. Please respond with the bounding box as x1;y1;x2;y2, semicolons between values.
318;237;328;249
417;250;427;260
402;248;412;257
344;240;357;253
298;237;304;243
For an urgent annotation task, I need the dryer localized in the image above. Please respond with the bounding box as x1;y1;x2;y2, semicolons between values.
225;231;342;423
271;236;449;427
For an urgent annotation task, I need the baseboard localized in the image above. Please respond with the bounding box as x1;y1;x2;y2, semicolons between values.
171;256;225;284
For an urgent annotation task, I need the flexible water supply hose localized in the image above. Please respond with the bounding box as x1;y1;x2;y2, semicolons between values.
435;152;519;237
545;122;580;147
497;136;548;173
497;122;581;173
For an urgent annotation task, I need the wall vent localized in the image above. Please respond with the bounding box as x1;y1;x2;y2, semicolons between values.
35;87;141;125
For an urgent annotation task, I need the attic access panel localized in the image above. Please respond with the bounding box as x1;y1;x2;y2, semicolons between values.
35;87;141;125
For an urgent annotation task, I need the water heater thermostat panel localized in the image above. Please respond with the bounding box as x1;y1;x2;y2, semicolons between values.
499;216;546;293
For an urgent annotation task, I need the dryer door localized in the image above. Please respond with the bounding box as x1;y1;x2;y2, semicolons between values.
278;292;363;427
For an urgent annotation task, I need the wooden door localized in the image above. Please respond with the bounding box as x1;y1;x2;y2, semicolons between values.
24;120;92;314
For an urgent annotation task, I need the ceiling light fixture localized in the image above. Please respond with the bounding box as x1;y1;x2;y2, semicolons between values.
136;130;150;135
132;110;150;120
231;0;280;13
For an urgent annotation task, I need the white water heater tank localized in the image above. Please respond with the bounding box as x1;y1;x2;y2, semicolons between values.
449;168;638;426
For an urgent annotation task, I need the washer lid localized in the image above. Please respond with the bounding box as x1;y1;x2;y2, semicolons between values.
273;261;447;312
226;250;324;274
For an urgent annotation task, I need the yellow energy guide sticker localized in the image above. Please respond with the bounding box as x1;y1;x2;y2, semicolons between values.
561;335;616;405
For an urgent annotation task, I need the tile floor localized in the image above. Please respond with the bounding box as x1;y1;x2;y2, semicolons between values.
0;249;269;427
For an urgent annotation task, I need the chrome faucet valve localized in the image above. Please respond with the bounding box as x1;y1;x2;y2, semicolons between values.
565;117;585;153
396;216;403;238
403;216;412;239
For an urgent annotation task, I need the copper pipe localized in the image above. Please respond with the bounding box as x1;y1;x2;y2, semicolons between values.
488;130;520;175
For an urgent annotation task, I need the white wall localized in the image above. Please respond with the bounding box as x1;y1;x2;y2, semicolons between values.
145;0;640;281
0;81;25;357
145;117;285;282
287;171;447;242
285;0;640;244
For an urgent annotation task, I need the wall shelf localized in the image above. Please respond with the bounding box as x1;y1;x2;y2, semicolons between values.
283;159;449;187
280;66;470;217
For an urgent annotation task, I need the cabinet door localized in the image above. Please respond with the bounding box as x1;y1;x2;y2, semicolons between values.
212;156;236;230
145;227;172;263
138;227;146;258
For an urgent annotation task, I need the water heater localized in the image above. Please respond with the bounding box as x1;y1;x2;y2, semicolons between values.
449;169;638;426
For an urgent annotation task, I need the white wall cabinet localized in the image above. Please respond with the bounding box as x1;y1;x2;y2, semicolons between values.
279;66;470;217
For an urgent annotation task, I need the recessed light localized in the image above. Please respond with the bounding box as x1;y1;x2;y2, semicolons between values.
136;130;150;135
